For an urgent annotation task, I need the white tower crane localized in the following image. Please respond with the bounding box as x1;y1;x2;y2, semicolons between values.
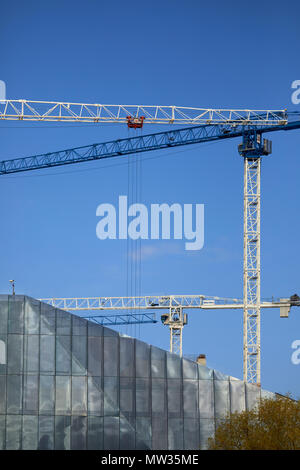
39;294;298;360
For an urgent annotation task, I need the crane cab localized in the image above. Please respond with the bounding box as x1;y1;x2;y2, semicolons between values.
126;116;145;129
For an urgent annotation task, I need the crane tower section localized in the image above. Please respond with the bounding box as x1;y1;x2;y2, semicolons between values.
239;133;272;385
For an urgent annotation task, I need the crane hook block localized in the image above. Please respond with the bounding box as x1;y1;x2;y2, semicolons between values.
126;116;145;129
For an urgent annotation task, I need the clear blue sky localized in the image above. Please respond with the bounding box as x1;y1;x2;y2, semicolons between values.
0;0;300;396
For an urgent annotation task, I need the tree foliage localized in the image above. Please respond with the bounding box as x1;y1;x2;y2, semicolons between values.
208;395;300;450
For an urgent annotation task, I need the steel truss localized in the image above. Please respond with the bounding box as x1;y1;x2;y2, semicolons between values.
243;157;261;384
239;132;272;384
82;311;156;326
40;294;243;310
0;121;295;176
0;99;287;125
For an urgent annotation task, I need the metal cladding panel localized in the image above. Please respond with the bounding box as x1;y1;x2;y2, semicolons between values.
0;295;275;450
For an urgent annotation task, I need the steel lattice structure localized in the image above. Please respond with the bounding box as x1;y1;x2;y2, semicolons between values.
39;294;293;311
81;311;157;326
40;294;296;359
238;133;272;384
243;157;261;384
0;120;297;176
0;99;288;125
39;294;243;310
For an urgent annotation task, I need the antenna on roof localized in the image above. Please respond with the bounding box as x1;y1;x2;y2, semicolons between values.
9;280;15;296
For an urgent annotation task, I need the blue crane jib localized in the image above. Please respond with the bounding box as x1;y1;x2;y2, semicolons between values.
0;117;300;175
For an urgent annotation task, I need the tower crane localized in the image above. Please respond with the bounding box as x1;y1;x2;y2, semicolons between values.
39;294;300;358
1;98;300;385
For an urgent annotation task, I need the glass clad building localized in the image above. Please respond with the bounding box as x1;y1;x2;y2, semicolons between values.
0;295;273;450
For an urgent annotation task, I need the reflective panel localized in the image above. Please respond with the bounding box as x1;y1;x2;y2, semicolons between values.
38;416;54;450
167;379;182;418
71;416;87;450
56;336;71;374
72;336;87;375
0;415;5;450
7;334;23;374
72;316;87;336
120;416;135;450
104;377;119;416
184;418;199;450
55;415;71;450
8;296;24;334
88;376;103;416
103;337;118;377
198;364;214;380
24;335;39;373
22;415;38;450
0;335;6;375
103;326;119;337
167;352;181;379
135;340;150;378
6;415;22;450
87;416;103;450
40;302;56;335
88;336;102;377
120;337;134;377
88;322;103;337
40;335;55;374
136;417;151;450
246;383;261;410
152;416;167;450
168;418;183;450
152;379;166;417
103;417;119;450
55;376;71;415
183;380;198;418
230;380;246;413
23;375;38;414
24;297;40;335
120;378;134;416
214;380;230;418
151;346;166;379
183;358;198;379
199;380;214;419
0;376;6;413
7;375;22;414
200;419;215;450
72;376;87;415
56;310;71;335
136;378;150;416
0;296;8;334
214;369;229;381
39;375;55;414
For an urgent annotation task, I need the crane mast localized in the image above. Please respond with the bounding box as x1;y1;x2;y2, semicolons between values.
244;156;261;384
239;133;272;384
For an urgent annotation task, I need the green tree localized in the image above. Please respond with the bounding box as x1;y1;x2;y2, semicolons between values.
208;395;300;450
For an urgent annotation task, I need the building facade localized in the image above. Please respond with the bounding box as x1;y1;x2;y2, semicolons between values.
0;295;273;450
